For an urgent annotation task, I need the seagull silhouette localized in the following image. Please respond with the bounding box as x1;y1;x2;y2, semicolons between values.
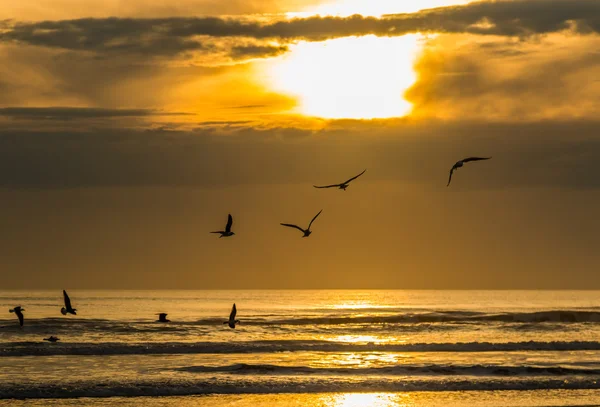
61;290;77;315
447;157;491;187
223;303;240;329
281;210;323;238
156;313;170;323
211;214;235;238
9;306;24;327
44;336;60;342
314;169;366;191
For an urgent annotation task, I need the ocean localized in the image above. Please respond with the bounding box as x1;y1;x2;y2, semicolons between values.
1;290;600;406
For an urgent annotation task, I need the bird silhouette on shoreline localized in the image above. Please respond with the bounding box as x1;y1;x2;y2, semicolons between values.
281;210;323;238
211;214;235;238
224;303;240;329
44;336;60;342
314;169;366;191
61;290;77;315
447;157;491;186
9;306;24;327
156;313;170;323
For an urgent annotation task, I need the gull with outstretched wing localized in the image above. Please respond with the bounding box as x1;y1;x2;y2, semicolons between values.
314;169;366;191
224;303;240;329
211;214;235;238
61;290;77;315
9;306;24;327
281;210;323;238
447;157;491;187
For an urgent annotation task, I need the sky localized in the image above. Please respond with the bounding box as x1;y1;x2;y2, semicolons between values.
1;0;600;289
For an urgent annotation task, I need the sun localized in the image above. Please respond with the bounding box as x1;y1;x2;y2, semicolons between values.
267;34;421;119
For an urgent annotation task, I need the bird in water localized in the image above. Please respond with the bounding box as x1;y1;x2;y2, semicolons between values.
211;214;235;238
156;313;170;323
9;306;24;327
314;169;366;191
44;336;60;342
281;209;323;238
223;303;240;329
61;290;77;315
447;157;491;187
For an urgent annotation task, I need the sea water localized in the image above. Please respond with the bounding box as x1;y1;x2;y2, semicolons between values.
1;290;599;406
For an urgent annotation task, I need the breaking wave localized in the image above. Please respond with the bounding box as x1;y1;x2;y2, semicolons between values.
2;377;599;399
3;340;600;357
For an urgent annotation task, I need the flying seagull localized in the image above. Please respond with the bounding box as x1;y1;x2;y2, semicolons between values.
447;157;491;187
61;290;77;315
211;214;235;238
223;303;240;329
281;210;323;238
314;169;366;191
156;313;170;323
44;336;60;343
9;306;24;327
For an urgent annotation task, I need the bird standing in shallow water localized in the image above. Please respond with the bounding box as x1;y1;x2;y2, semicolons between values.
211;214;235;238
61;290;77;315
447;157;491;187
156;313;170;323
44;336;60;342
281;210;323;238
9;306;24;327
224;303;240;329
314;169;366;191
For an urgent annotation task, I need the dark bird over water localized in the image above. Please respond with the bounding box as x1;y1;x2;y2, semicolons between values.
157;313;170;322
61;290;77;315
211;214;235;238
314;169;366;191
447;157;491;187
9;306;24;327
224;303;240;329
44;336;60;342
281;210;323;238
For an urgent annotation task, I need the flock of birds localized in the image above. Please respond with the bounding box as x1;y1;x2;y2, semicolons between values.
210;156;491;238
7;156;492;339
7;290;242;341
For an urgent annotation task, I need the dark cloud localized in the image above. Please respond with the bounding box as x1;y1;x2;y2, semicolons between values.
0;107;193;120
229;44;289;59
1;120;600;189
1;0;599;57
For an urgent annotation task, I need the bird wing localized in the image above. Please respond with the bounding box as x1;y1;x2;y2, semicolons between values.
225;214;233;233
343;169;366;184
17;311;23;326
462;156;491;163
308;209;323;230
63;290;72;310
447;167;456;187
313;184;341;189
230;303;237;321
280;223;305;233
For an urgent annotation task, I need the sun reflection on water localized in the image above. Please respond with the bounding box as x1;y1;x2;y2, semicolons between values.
322;393;415;407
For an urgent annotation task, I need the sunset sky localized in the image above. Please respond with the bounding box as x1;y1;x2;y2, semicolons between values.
1;0;600;289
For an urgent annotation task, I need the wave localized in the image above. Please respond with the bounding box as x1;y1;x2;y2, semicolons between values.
176;363;600;376
264;310;600;325
3;340;600;357
1;310;599;330
2;377;599;399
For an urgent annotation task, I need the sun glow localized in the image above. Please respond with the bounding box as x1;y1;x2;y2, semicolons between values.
289;0;471;18
268;35;421;119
